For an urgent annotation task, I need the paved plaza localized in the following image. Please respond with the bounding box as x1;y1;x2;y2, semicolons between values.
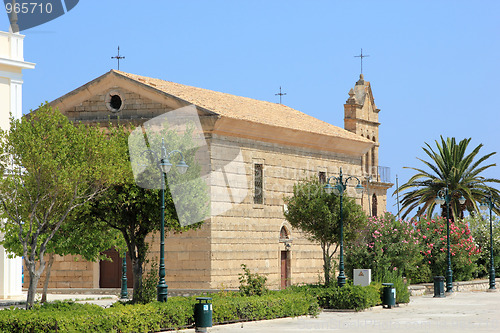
181;291;500;333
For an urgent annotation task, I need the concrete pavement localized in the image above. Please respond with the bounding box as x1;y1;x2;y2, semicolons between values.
181;291;500;333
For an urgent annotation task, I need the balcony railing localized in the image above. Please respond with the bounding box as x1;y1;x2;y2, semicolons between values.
363;166;391;183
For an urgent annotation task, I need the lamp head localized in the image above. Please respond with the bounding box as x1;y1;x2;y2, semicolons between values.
160;159;172;174
176;160;189;174
458;195;466;205
479;201;488;211
324;183;334;194
355;183;364;194
435;196;445;206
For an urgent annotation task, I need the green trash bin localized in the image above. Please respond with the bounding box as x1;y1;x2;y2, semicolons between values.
194;297;212;332
433;276;445;298
382;283;396;309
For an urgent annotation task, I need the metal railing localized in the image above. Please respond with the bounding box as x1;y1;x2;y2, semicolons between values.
363;166;391;183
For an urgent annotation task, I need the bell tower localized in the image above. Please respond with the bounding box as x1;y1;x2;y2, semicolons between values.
344;74;380;178
344;74;391;217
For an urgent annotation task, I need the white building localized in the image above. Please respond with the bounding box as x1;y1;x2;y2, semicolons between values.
0;29;35;299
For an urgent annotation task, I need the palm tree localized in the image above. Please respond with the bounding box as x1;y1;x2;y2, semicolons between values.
396;136;500;221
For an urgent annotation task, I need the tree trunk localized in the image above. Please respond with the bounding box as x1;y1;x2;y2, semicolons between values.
26;264;41;309
41;253;55;303
131;257;144;302
322;245;331;286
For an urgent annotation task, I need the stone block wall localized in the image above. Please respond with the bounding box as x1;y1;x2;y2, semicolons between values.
63;88;173;124
206;134;364;289
23;255;97;289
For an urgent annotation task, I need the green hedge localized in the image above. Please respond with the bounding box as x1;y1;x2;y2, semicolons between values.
0;291;319;332
211;291;319;323
290;283;383;311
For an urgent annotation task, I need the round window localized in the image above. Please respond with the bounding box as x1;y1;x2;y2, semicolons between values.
105;91;124;112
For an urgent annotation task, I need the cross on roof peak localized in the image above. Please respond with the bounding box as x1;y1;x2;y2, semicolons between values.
275;86;286;104
111;46;125;71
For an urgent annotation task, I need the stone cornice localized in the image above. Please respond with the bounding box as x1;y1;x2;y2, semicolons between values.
211;117;373;157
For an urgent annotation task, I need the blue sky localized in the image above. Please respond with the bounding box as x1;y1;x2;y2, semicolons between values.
2;0;499;215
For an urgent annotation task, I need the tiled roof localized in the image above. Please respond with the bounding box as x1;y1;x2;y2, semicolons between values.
113;70;370;143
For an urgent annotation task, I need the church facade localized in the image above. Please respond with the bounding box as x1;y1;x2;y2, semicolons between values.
25;70;391;290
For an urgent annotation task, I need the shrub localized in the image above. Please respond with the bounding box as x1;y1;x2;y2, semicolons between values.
375;270;410;304
467;215;500;279
238;264;268;296
346;212;481;284
291;283;381;311
0;290;318;332
211;291;319;323
132;260;158;304
346;212;425;282
415;215;480;282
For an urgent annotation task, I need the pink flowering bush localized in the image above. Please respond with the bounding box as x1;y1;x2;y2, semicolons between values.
415;215;480;282
346;212;429;283
346;213;480;283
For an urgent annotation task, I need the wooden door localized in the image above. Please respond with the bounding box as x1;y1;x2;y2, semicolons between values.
99;248;133;288
280;251;289;289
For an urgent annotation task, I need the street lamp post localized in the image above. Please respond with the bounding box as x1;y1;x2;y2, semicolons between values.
144;138;188;302
479;189;496;290
324;168;364;287
434;187;466;293
120;253;128;299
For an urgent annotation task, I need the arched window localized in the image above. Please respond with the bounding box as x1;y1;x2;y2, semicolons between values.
280;226;290;241
372;194;378;217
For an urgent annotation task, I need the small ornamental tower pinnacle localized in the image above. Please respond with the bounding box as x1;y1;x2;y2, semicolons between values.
356;74;365;86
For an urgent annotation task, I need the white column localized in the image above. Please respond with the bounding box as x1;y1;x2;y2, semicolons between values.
0;246;22;299
0;30;34;299
10;78;23;120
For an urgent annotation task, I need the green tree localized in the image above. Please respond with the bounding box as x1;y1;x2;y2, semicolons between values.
284;179;367;285
79;124;209;303
1;207;122;303
0;103;122;308
396;137;500;221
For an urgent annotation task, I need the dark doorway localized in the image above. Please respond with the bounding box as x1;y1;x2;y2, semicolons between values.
99;248;133;288
280;251;290;289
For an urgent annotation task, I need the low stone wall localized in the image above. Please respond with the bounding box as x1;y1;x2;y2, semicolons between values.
33;288;237;298
409;278;500;296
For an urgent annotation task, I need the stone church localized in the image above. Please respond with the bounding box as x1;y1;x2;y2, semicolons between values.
26;70;392;291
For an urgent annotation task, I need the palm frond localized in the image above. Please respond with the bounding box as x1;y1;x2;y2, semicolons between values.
398;136;500;219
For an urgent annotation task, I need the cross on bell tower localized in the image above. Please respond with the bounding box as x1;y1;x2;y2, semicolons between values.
354;48;369;74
